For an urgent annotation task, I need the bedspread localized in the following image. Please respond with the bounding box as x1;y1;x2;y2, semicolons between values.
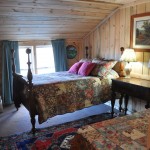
24;71;112;124
71;109;150;150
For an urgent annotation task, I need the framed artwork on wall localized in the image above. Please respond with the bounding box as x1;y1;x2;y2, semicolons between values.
130;12;150;52
66;45;77;59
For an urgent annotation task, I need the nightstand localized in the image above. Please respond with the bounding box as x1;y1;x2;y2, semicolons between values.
111;77;150;117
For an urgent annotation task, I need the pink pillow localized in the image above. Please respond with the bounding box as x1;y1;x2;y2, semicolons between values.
68;62;83;74
78;62;96;76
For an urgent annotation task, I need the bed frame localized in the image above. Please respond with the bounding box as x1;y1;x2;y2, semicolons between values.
11;47;125;134
11;48;37;134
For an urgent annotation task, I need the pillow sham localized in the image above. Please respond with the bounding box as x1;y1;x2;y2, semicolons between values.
98;61;117;77
78;62;96;76
91;60;117;76
90;62;106;76
100;69;119;79
68;62;83;74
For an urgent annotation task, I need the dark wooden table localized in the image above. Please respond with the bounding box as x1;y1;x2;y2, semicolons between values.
111;77;150;117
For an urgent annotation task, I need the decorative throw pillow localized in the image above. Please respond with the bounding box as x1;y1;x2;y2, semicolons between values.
78;62;96;76
90;62;106;76
97;60;117;77
101;69;119;79
68;62;83;74
113;61;126;77
91;60;117;76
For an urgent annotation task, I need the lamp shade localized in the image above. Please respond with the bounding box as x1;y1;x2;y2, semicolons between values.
120;48;136;62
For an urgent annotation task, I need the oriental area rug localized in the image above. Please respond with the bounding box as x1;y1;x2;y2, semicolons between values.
0;112;116;150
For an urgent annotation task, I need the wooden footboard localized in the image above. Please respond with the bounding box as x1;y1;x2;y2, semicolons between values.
11;48;36;134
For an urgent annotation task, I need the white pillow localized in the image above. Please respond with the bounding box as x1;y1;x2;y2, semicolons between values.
79;58;92;62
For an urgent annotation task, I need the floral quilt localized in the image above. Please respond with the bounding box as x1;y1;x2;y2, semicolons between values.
25;71;112;124
70;109;150;150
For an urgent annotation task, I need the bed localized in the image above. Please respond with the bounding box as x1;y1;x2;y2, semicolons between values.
70;109;150;150
11;48;123;134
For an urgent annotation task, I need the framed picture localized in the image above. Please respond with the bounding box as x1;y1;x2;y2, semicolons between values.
66;45;77;59
130;12;150;52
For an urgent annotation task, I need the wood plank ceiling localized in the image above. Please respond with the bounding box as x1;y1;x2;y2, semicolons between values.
0;0;141;41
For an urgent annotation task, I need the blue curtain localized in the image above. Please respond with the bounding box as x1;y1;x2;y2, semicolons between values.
51;39;68;72
2;40;20;105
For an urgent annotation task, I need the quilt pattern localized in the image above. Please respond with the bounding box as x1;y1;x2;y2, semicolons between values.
71;109;150;150
25;71;112;124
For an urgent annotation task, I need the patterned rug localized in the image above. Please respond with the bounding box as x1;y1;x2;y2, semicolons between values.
0;112;115;150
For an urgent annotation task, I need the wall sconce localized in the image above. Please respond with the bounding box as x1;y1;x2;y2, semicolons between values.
120;48;136;78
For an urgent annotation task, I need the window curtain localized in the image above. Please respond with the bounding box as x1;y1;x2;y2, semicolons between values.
2;40;20;105
51;39;68;72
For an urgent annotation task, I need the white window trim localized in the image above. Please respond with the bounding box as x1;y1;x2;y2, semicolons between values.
19;42;54;75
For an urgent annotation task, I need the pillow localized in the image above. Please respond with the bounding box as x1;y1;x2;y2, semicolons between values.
97;60;117;77
100;69;119;79
92;58;104;63
90;62;106;76
68;62;83;74
78;62;96;76
91;60;117;76
79;58;92;62
113;61;126;77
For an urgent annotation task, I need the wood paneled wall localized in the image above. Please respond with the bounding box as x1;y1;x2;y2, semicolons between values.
83;2;150;112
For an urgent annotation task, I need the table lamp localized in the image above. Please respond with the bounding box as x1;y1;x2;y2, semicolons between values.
120;48;136;78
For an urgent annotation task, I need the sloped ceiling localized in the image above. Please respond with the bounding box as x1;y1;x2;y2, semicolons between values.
0;0;146;41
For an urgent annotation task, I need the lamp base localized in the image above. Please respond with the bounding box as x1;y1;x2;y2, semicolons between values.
125;63;132;78
125;74;131;78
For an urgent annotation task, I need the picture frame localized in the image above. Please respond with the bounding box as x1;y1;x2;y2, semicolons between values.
66;45;77;59
130;12;150;52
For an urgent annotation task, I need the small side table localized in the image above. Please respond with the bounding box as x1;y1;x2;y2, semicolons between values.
111;77;150;117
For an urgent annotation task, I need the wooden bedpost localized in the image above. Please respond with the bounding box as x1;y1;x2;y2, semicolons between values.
26;48;33;86
120;47;124;55
26;48;36;134
85;46;89;58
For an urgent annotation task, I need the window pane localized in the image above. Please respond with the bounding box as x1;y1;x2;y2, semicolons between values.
36;45;55;74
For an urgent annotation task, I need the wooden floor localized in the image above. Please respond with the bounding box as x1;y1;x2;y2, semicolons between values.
0;102;116;137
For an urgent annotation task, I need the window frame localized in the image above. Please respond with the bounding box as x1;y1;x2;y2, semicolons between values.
19;42;55;75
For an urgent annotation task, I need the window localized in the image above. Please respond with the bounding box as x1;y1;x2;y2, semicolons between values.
19;45;55;76
36;45;55;74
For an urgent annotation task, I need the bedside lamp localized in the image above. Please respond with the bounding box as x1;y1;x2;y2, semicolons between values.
120;48;136;78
